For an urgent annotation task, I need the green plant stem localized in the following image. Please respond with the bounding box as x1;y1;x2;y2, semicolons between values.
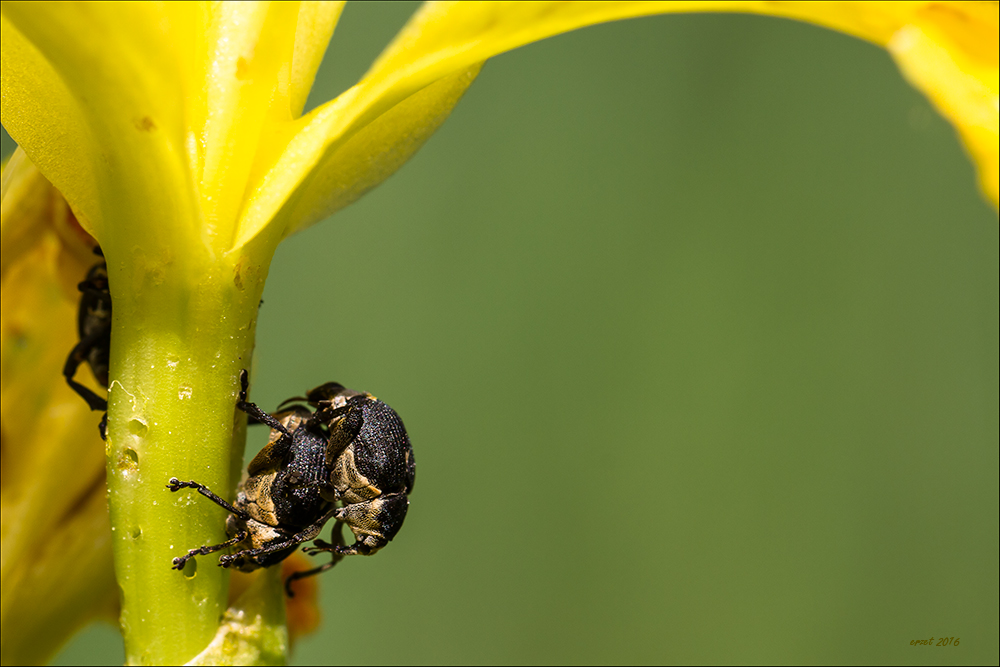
104;245;268;665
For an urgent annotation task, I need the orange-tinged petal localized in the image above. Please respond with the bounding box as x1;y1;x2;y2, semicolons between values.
281;553;321;644
0;484;116;665
188;566;288;665
229;551;322;646
1;152;113;665
887;5;999;206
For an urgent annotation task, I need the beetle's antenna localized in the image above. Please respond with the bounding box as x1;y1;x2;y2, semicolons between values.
277;396;308;409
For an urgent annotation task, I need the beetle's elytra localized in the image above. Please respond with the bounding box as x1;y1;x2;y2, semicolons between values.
168;370;415;595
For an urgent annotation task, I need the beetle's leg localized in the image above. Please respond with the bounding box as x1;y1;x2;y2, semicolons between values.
303;537;375;557
65;332;110;442
247;404;311;429
237;401;290;433
283;558;339;597
301;519;347;556
166;477;252;521
306;402;349;427
63;329;110;413
219;509;338;568
236;369;293;438
284;523;347;597
171;529;249;571
313;401;365;465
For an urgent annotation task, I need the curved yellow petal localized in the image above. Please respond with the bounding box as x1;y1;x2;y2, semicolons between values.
6;0;991;260
1;13;103;238
1;2;202;249
362;1;995;112
253;0;995;237
235;63;480;247
1;483;116;666
236;0;995;247
0;148;95;288
285;64;481;236
358;1;926;117
887;6;999;206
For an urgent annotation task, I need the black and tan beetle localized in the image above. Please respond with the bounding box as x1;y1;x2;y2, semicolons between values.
168;370;415;594
64;246;111;439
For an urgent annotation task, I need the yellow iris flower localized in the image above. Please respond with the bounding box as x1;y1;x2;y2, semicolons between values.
1;2;996;665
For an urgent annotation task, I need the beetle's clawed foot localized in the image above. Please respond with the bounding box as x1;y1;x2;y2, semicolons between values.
166;477;194;492
170;550;203;571
301;539;335;556
218;553;241;568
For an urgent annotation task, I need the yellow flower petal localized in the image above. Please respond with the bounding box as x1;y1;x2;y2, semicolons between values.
1;486;116;666
235;63;481;247
1;149;51;279
361;1;994;112
290;2;346;118
196;3;346;243
7;0;992;259
251;0;995;234
1;13;103;238
0;236;104;582
887;7;999;206
1;149;96;288
1;3;202;248
196;3;299;241
1;153;113;664
1;2;346;253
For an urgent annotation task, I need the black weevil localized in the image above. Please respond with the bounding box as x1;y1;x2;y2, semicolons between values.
168;370;415;595
64;246;111;439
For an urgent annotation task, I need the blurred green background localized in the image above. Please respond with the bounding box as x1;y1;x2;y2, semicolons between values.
6;2;996;664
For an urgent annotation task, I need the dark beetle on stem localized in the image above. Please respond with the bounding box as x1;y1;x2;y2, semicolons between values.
64;246;111;439
168;370;415;595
